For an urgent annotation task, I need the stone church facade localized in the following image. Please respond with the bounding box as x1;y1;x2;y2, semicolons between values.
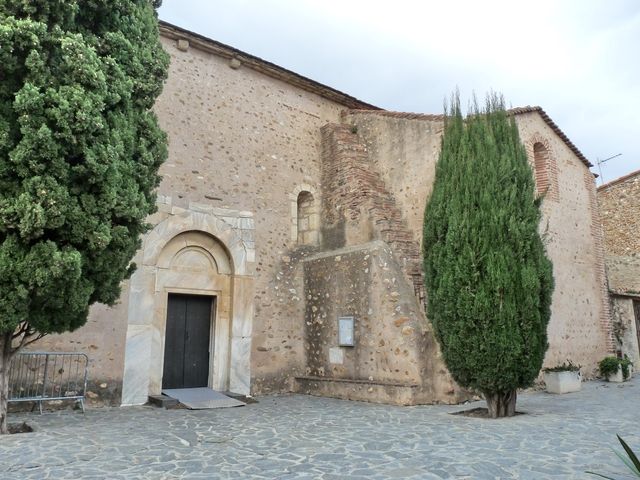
34;22;613;405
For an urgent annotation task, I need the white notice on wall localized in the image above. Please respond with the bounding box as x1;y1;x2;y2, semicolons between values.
338;316;355;346
329;347;344;364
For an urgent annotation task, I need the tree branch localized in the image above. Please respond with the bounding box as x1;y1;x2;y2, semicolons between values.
11;322;29;340
18;333;46;351
11;328;47;354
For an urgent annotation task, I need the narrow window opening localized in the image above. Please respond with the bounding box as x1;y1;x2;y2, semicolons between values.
297;191;317;245
533;142;551;197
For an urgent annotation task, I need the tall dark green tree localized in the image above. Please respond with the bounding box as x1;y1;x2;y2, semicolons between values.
423;93;554;418
0;0;169;433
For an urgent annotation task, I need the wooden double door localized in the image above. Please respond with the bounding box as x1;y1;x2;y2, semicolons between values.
162;293;214;390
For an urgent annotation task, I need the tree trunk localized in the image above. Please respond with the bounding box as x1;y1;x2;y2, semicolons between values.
0;332;13;434
484;390;517;418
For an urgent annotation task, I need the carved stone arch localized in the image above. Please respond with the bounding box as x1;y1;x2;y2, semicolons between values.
290;183;317;199
525;133;559;201
157;230;232;275
142;210;253;275
170;246;217;273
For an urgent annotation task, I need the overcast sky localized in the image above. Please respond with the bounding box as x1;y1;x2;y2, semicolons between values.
159;0;640;184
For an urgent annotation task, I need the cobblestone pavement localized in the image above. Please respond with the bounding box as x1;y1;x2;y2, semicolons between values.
1;378;638;479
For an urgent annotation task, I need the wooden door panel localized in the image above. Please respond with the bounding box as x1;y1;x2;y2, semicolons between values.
162;295;187;389
163;294;213;390
183;295;212;388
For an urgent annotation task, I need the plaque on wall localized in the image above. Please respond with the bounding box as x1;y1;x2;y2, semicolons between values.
338;316;355;347
329;347;344;364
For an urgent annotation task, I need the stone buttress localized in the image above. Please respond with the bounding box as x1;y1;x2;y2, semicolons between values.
294;123;466;405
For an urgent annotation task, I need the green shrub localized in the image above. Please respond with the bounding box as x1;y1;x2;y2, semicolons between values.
422;92;554;418
543;361;580;373
598;357;620;377
0;0;169;434
599;356;633;380
621;356;633;380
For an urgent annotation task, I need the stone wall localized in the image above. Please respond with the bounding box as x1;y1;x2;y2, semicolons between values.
516;112;613;366
346;110;612;374
597;170;640;299
598;171;640;257
297;241;463;405
606;255;640;296
320;124;425;302
610;297;640;368
345;111;443;239
597;170;640;365
31;31;352;402
27;25;614;405
150;37;354;394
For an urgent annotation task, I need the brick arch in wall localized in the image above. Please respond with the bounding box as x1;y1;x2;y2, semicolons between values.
525;134;559;201
288;183;320;246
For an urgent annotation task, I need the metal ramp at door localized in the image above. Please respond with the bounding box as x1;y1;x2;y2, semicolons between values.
161;387;245;409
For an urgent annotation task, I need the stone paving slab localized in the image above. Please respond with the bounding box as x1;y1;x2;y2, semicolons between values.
1;378;638;479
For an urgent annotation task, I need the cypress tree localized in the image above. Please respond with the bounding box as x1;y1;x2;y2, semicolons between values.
423;92;554;418
0;0;169;432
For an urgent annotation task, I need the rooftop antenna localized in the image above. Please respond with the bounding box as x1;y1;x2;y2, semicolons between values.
596;153;622;185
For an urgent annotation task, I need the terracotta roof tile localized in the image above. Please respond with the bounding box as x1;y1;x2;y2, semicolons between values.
508;106;592;168
348;110;445;121
597;168;640;191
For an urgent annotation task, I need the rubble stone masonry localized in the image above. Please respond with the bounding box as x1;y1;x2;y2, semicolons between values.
598;170;640;258
597;170;640;366
27;23;614;404
348;110;612;372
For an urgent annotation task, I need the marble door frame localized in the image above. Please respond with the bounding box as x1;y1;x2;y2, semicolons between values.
120;208;255;406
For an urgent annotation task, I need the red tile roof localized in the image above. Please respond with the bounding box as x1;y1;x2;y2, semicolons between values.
508;106;592;168
348;110;445;121
597;168;640;191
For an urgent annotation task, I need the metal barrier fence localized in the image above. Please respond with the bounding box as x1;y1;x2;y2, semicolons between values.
8;352;88;414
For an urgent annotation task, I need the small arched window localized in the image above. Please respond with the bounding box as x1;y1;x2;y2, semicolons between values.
533;143;550;195
297;191;318;245
532;142;559;201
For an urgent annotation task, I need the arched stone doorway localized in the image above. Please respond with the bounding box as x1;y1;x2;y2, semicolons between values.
152;231;233;394
121;209;255;405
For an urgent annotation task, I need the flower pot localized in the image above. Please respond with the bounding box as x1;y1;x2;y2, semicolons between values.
544;370;582;394
607;364;634;383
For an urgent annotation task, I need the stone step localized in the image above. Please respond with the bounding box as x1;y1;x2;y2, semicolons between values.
148;394;180;409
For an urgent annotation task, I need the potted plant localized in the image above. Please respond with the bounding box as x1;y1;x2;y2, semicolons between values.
543;361;582;394
599;356;633;383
